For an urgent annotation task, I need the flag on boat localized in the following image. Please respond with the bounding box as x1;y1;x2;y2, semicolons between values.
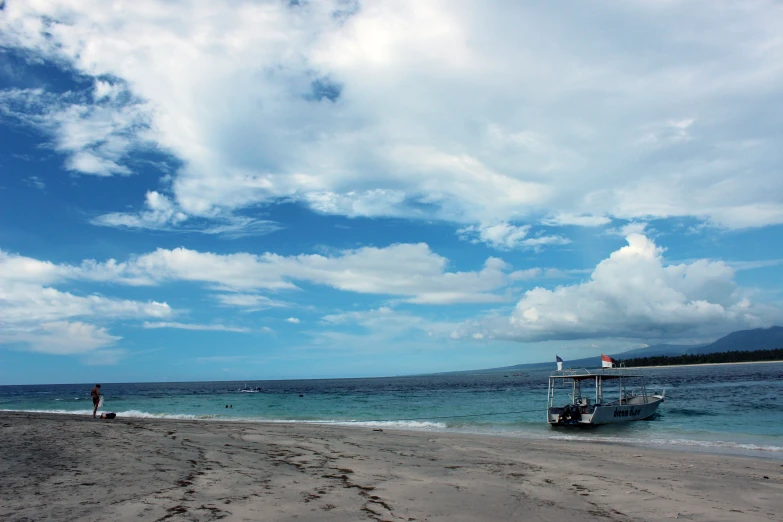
601;354;615;368
556;355;563;371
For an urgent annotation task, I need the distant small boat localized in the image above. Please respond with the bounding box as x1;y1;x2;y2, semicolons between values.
547;367;664;426
239;383;262;393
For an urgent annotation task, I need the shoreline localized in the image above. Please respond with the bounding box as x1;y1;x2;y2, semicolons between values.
3;408;782;461
623;359;783;370
2;411;781;521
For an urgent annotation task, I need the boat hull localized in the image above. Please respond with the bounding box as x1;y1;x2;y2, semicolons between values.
587;397;663;425
548;396;663;426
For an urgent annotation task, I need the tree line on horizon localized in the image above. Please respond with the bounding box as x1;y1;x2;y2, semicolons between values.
618;348;783;367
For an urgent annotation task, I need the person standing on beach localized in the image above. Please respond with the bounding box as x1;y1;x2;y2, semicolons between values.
91;384;101;418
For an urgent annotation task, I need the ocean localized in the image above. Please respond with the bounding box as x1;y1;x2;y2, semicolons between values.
2;362;782;458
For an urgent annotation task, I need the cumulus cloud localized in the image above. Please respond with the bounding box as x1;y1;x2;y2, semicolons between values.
2;1;781;230
285;317;300;324
0;249;153;286
50;243;513;304
453;234;782;342
0;282;171;324
0;321;121;355
608;222;649;237
0;242;516;354
458;223;530;250
0;250;172;355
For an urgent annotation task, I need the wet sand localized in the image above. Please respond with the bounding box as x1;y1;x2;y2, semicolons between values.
1;411;781;521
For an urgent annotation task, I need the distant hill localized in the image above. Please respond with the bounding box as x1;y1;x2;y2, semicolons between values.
687;326;783;354
466;326;782;373
615;343;700;358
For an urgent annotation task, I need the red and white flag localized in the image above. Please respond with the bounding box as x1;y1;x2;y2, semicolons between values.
601;354;614;368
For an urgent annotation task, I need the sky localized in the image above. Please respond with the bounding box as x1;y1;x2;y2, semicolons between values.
1;0;782;385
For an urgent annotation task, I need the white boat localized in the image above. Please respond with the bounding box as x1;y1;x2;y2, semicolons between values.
547;367;664;426
239;383;262;393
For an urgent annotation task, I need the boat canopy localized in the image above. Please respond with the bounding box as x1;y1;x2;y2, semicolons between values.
548;368;644;381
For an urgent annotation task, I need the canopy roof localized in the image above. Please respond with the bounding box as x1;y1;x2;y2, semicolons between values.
548;368;644;381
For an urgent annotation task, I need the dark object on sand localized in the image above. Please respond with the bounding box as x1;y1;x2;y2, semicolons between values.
100;412;117;419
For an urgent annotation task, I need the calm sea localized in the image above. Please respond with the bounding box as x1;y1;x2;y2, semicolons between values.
2;362;782;458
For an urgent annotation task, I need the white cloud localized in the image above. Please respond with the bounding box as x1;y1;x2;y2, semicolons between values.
727;259;783;271
323;307;423;329
0;321;121;355
91;191;283;238
285;317;300;324
0;88;152;177
509;268;542;281
608;222;649;237
320;306;458;341
215;293;287;309
92;191;187;230
2;1;781;229
453;234;782;342
24;176;46;190
142;322;251;333
0;243;518;359
93;80;123;101
0;250;172;355
458;222;531;250
85;243;514;304
518;235;571;251
0;250;65;285
0;282;171;324
0;249;157;286
543;214;610;227
458;222;571;251
509;267;589;282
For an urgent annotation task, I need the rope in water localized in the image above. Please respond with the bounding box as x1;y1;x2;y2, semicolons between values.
347;408;544;423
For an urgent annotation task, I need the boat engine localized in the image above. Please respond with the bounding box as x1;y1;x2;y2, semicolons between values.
560;404;582;424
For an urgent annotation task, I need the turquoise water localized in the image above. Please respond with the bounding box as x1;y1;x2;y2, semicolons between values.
2;362;782;458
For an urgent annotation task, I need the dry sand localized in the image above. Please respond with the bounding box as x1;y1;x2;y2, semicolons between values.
1;412;781;521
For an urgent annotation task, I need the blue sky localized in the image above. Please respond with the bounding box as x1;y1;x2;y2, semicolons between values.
1;0;782;385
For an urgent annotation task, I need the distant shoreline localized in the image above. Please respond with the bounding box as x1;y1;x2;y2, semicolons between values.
624;359;783;370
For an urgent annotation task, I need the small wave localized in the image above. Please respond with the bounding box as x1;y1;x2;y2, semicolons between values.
0;409;447;429
2;408;96;415
547;433;783;454
269;419;447;430
0;408;206;420
112;410;204;420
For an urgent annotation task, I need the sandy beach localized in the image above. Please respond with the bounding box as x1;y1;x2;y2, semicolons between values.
1;412;781;521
